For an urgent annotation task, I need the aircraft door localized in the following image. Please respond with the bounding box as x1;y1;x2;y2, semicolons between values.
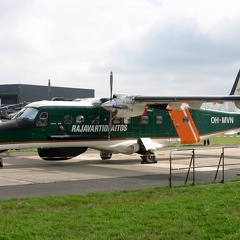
154;112;173;138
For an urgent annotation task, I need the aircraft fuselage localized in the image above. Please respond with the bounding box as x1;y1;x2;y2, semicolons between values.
0;100;239;162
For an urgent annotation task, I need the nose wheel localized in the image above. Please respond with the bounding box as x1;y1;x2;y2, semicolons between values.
0;158;3;168
100;151;112;160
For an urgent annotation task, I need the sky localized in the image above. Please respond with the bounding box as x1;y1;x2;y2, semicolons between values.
1;0;240;98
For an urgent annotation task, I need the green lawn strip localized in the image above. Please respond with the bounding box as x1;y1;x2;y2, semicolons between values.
168;134;240;148
208;134;240;145
0;182;239;239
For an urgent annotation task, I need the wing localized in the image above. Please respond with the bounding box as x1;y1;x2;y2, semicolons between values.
101;94;240;118
134;95;240;103
101;69;240;117
134;95;240;109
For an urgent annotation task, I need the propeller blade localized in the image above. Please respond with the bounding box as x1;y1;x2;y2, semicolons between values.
110;71;113;100
108;71;113;140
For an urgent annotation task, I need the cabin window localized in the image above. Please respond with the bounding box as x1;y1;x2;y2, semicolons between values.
142;116;149;124
76;115;84;124
124;117;131;124
156;116;163;124
92;115;100;124
183;116;189;124
64;115;72;124
36;112;48;127
113;117;121;124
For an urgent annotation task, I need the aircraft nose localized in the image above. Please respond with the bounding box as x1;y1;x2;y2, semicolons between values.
0;120;19;132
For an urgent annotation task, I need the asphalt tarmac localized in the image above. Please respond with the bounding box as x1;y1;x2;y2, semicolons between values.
0;146;239;199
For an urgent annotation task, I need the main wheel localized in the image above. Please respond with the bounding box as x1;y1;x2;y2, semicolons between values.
141;151;157;164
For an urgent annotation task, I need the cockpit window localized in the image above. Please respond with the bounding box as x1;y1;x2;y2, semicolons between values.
13;107;39;121
36;111;48;127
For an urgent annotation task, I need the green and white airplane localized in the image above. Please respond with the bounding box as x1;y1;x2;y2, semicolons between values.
1;70;240;167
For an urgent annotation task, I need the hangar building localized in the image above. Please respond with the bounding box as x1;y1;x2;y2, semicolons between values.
0;84;95;105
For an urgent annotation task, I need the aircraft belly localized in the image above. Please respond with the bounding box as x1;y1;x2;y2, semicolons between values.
0;138;166;154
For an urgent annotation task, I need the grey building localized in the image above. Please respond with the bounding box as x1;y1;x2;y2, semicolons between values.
0;84;95;105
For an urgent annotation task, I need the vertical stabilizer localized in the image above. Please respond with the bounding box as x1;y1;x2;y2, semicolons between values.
229;69;240;95
202;69;240;112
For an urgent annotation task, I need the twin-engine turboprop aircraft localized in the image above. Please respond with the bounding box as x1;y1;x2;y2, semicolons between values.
1;70;240;167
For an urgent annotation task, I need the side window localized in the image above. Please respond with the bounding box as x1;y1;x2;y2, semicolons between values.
92;115;100;124
124;117;131;124
113;117;121;124
183;116;189;124
156;116;163;124
76;115;84;124
64;115;72;124
36;112;48;127
142;116;149;124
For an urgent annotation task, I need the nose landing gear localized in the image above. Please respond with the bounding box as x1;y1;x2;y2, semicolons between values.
100;151;112;160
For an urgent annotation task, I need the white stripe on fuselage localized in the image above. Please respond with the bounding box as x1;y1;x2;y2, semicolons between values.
0;138;170;155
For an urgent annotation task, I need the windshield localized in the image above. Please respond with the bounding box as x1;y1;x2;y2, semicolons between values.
13;107;39;120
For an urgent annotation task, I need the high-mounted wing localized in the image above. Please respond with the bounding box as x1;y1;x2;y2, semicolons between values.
101;69;240;118
133;95;240;109
101;94;240;118
134;95;240;103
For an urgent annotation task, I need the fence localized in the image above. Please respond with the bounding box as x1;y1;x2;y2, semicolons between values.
169;146;240;187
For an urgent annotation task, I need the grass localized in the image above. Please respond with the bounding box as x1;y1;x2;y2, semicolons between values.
205;134;240;145
168;134;240;148
2;134;239;239
0;182;240;239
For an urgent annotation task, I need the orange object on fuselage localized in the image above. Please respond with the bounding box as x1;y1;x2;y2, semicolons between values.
167;105;200;144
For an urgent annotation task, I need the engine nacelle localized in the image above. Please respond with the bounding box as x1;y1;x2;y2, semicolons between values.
114;105;146;118
102;94;146;118
37;147;87;160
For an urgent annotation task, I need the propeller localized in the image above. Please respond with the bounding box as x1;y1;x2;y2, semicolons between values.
110;71;113;100
108;72;114;140
101;73;146;118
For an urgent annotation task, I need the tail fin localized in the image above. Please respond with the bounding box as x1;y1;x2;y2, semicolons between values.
202;69;240;112
229;69;240;95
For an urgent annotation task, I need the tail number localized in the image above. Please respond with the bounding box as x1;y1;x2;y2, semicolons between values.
211;117;234;124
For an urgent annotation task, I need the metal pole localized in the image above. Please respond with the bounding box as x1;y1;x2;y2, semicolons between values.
214;151;223;181
169;151;172;188
48;79;51;100
185;150;193;184
222;147;225;183
193;149;195;186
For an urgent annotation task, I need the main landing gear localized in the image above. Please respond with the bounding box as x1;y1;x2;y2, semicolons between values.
138;138;157;164
0;158;3;168
140;150;157;164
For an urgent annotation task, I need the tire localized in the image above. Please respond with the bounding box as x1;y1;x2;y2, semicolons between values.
100;152;112;160
141;151;157;164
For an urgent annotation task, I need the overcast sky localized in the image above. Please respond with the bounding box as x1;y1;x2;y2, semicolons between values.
1;0;240;97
